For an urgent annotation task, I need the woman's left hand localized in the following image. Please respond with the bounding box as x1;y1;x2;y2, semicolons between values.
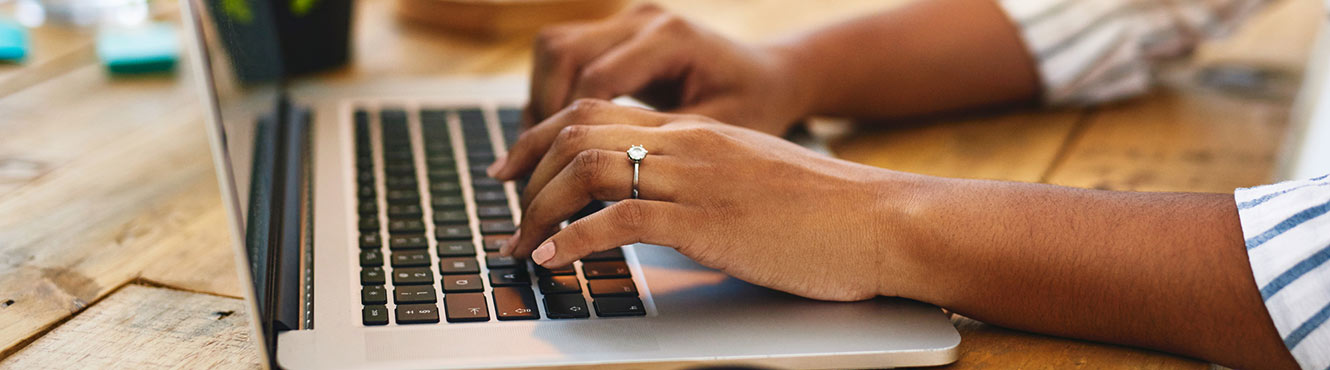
493;99;921;302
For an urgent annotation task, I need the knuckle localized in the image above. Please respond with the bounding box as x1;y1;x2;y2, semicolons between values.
555;124;590;147
571;150;611;187
649;13;691;34
631;3;663;15
566;98;605;119
613;200;650;233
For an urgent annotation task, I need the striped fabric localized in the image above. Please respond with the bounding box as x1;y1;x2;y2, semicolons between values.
1237;174;1330;370
996;0;1270;105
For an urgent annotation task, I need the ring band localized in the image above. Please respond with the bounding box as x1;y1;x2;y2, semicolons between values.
626;145;648;199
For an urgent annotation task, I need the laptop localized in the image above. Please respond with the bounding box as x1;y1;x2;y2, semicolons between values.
180;0;961;368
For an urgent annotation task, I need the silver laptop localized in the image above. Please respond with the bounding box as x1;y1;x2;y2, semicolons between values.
180;0;960;368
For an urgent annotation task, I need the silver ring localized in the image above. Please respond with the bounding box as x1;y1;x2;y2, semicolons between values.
626;145;648;199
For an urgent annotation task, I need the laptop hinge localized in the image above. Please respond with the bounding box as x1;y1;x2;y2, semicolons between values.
269;95;311;334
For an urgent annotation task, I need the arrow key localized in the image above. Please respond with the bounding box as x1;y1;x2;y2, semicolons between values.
544;294;590;319
492;287;539;321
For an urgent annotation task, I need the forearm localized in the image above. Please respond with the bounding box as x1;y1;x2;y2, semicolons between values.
883;176;1297;369
768;0;1040;119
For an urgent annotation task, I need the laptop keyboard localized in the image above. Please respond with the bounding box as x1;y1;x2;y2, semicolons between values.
355;106;646;326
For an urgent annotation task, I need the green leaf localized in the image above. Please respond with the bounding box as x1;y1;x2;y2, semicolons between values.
291;0;319;16
221;0;253;23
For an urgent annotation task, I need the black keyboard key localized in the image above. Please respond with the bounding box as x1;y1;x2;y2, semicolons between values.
427;156;455;168
360;267;386;285
436;225;472;240
442;274;484;293
538;275;581;294
384;150;413;162
358;201;377;215
392;267;434;285
439;257;480;274
385;176;418;190
359;233;381;249
358;217;379;231
387;204;422;217
428;168;459;181
471;176;502;190
445;293;490;322
388;234;429;250
394;285;437;304
492;287;539;320
535;264;575;276
437;241;476;257
593;297;647;317
431;194;465;209
363;305;389;326
433;209;468;224
582;248;625;261
498;107;521;127
391;250;432;267
483;236;511;252
587;278;638;297
430;181;462;194
485;255;517;268
474;190;507;204
385;162;416;176
544;294;590;319
476;205;512;220
357;184;376;199
359;250;383;267
386;190;420;204
396;304;441;324
362;286;387;304
581;261;630;279
388;219;426;233
489;268;530;286
480;220;517;235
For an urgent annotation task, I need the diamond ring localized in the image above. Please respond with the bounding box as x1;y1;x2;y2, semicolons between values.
626;145;648;199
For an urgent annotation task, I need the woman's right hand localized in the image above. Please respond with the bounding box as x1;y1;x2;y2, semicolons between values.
523;3;814;138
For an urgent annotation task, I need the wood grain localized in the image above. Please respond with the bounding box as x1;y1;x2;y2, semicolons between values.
0;285;259;369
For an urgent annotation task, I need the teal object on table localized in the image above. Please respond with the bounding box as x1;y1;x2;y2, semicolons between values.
0;18;27;62
96;23;180;75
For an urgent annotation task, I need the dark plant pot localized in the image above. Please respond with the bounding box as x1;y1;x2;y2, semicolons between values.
270;0;352;76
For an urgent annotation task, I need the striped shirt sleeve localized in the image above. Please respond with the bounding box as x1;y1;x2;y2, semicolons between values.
1237;174;1330;370
995;0;1271;106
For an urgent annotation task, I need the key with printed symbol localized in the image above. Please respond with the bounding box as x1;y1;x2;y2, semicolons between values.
360;267;385;285
476;205;512;220
391;250;431;267
359;250;383;267
483;235;511;252
432;195;465;208
544;294;590;319
535;264;575;276
389;234;428;250
359;233;381;249
361;286;387;305
587;279;638;297
395;304;441;324
435;225;472;240
594;297;647;317
388;219;426;234
442;274;484;293
436;241;475;257
438;257;480;274
485;255;517;268
394;285;437;304
392;267;433;285
581;261;630;279
444;293;490;322
362;305;389;326
492;287;539;320
538;275;581;294
480;220;517;235
582;248;625;261
489;268;530;286
433;209;468;224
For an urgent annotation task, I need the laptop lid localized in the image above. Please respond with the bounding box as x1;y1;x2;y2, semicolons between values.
181;0;308;365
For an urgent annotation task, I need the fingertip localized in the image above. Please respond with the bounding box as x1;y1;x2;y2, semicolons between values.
487;154;507;179
498;229;520;257
532;240;556;266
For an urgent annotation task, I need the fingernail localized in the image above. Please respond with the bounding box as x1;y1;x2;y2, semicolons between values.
486;154;507;178
500;229;520;256
531;241;556;265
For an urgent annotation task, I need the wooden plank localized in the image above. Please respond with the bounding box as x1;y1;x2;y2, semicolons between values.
0;285;259;369
945;316;1206;370
830;109;1085;182
1044;85;1289;192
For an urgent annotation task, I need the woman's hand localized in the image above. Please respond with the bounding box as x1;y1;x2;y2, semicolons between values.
524;3;812;137
496;99;917;302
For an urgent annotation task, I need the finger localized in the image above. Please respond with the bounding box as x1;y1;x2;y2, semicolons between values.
508;149;682;257
491;99;674;180
520;124;675;209
565;22;689;105
525;199;695;267
526;4;668;125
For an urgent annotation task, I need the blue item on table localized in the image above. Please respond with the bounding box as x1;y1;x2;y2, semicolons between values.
96;23;180;75
0;18;28;62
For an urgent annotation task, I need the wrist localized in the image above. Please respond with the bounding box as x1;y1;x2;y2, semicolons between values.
867;172;952;303
760;39;828;122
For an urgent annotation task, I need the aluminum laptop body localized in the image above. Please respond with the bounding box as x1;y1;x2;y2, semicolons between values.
181;0;960;368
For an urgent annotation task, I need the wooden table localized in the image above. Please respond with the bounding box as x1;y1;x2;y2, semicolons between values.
0;0;1318;368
